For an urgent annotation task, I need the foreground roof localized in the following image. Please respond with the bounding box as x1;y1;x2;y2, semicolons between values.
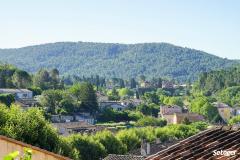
0;135;71;160
146;126;240;160
104;154;144;160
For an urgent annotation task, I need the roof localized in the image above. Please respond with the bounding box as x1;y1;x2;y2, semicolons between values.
103;154;144;160
0;88;32;93
52;121;95;129
146;126;240;160
213;102;231;108
0;135;71;160
161;105;181;109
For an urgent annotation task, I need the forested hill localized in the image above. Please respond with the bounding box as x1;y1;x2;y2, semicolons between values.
0;42;238;82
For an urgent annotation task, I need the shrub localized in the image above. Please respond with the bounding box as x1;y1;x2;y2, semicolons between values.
135;116;167;127
94;130;127;154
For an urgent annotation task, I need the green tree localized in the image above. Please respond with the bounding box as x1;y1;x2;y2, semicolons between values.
68;134;106;160
40;90;63;114
118;88;133;97
135;116;167;127
0;94;15;106
229;115;240;125
94;130;127;154
130;78;137;89
190;96;219;122
12;70;32;88
70;82;98;114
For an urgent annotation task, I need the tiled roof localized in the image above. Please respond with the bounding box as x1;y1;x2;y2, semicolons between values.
103;154;144;160
52;121;95;129
0;88;32;93
146;126;240;160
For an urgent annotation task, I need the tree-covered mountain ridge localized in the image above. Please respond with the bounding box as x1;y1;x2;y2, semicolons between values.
0;42;238;82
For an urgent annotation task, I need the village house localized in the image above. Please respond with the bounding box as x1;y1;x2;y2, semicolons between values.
140;81;152;88
99;101;127;111
159;105;204;124
52;121;102;136
0;88;33;99
0;88;37;107
161;81;174;89
158;105;182;118
172;113;205;124
51;113;95;124
213;102;234;122
96;91;109;102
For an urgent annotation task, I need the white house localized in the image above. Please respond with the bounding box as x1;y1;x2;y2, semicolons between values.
99;101;127;111
0;89;33;99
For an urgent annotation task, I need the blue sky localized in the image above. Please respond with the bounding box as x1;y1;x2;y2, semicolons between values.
0;0;239;59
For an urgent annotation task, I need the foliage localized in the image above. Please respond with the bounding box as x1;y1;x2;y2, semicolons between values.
107;88;120;101
135;116;167;127
216;86;240;106
162;96;184;107
0;94;15;106
142;92;159;104
229;115;240;125
118;88;134;97
33;69;63;90
28;86;42;96
136;103;159;116
190;96;220;122
94;130;127;154
69;82;98;114
0;42;237;82
116;129;141;151
194;66;240;94
97;108;139;122
4;148;32;160
0;64;31;88
67;134;106;160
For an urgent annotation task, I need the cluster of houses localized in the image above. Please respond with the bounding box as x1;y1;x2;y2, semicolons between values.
2;87;240;136
158;105;205;124
158;102;240;125
212;102;240;122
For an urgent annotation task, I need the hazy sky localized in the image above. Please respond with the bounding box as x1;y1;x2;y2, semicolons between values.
0;0;239;59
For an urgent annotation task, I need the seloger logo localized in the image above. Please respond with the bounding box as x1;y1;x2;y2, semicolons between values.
213;150;236;156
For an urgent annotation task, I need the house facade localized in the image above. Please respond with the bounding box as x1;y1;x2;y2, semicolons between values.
99;101;127;111
162;113;204;124
213;102;234;122
159;105;182;118
52;121;98;135
0;89;33;99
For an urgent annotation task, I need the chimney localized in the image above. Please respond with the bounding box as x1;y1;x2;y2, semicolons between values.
140;139;147;156
147;143;151;155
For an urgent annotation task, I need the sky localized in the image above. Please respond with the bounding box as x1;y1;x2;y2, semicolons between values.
0;0;239;59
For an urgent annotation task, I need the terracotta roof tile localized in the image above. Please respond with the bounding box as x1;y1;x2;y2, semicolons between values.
146;126;240;160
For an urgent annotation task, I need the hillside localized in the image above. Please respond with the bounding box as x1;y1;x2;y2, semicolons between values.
0;42;237;82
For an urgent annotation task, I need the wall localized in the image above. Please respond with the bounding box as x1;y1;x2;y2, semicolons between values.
0;136;70;160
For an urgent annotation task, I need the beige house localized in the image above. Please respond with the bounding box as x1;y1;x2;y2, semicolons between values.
52;121;98;135
213;102;234;122
159;105;182;118
0;135;70;160
162;113;204;124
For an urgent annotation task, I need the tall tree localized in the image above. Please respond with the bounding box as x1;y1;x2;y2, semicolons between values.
12;70;32;88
